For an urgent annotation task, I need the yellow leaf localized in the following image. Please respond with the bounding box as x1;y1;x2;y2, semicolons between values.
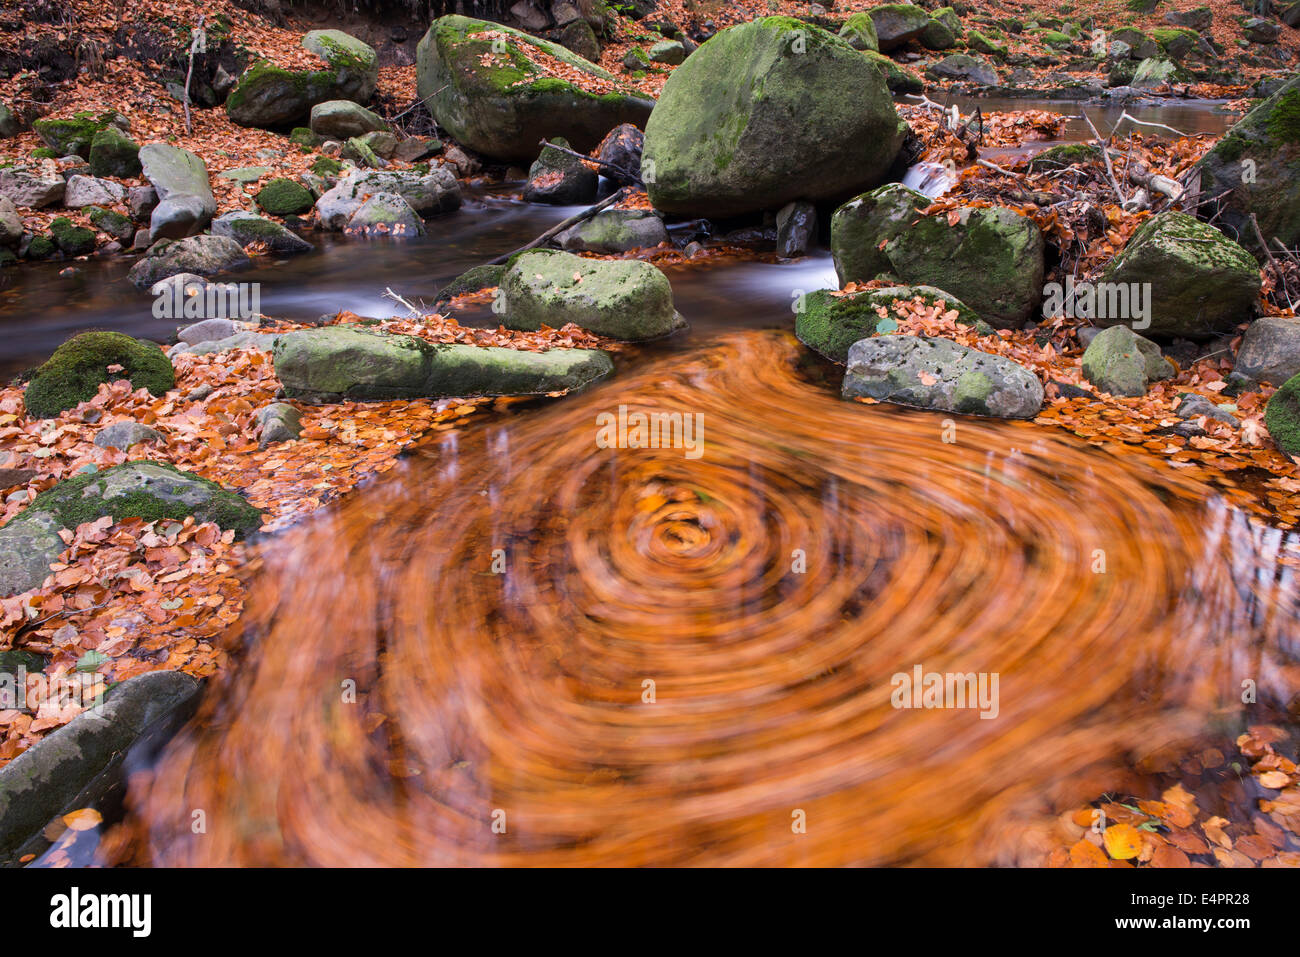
62;808;102;831
1103;823;1142;860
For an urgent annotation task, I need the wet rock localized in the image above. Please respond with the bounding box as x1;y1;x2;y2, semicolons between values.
797;285;980;363
595;124;644;187
523;137;598;205
211;210;314;255
315;167;461;229
1175;392;1239;427
643;17;906;218
255;402;303;447
555;208;669;252
309;100;388;139
1081;325;1174;397
500;249;679;340
62;174;126;209
1098;210;1260;337
273;326;614;402
345;193;425;237
776;201;817;258
127;235;250;289
926;53;998;85
0;167;65;208
93;421;164;450
435;263;507;304
1231;316;1300;388
867;4;932;51
138;143;216;241
843;334;1044;418
0;672;201;860
416;15;653;161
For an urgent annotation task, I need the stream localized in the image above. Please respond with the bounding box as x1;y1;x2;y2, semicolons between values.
6;100;1298;866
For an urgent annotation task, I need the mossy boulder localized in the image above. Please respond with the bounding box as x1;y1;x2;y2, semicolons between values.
1131;57;1188;88
1265;372;1300;458
1196;72;1300;256
23;331;174;419
933;7;963;37
500;249;680;340
0;101;17;139
1111;28;1159;59
289;127;323;150
31;112;112;157
842;335;1044;418
1081;324;1173;397
648;39;686;64
867;4;932;51
211;210;313;255
831;182;929;285
415;15;653;161
838;12;880;51
256;177;315;215
48;217;95;257
862;50;924;93
560;19;603;62
555;208;670;252
643;17;906;218
435;263;508;303
966;30;1006;57
1098;210;1261;337
87;126;141;178
226;31;377;129
85;206;134;242
1040;30;1073;50
920;18;958;50
1026;142;1102;173
1151;26;1197;59
272;326;614;402
796;285;979;363
302;29;379;101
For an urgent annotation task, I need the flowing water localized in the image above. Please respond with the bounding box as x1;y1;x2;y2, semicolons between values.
7;102;1298;867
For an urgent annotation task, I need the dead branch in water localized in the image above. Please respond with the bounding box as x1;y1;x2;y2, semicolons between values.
487;187;631;266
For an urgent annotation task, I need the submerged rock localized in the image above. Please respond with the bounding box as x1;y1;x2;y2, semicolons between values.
500;249;679;340
1081;324;1174;397
273;326;614;402
642;17;906;218
843;334;1044;418
0;672;200;861
797;286;980;363
1098;210;1260;337
416;15;653;161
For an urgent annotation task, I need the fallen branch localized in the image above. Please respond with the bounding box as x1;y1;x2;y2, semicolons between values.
1111;110;1193;139
487;187;630;266
383;287;426;317
182;15;206;137
538;138;642;185
1080;109;1128;207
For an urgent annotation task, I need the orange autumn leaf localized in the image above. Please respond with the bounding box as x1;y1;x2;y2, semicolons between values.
1103;823;1143;860
62;807;102;831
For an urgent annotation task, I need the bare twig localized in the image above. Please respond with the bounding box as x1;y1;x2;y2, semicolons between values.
487;187;631;266
182;15;206;137
1080;109;1128;206
383;287;426;317
976;158;1020;178
1110;110;1193;139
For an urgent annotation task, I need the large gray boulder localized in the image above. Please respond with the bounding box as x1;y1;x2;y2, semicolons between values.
831;183;930;285
873;206;1045;328
0;672;200;862
643;17;906;218
843;335;1044;418
315;167;462;230
127;235;250;288
500;249;680;340
63;174;126;209
0;167;65;208
138;143;216;241
0;461;262;596
309;99;388;139
1231;316;1300;388
272;326;614;402
302;29;380;102
416;15;653;161
1081;324;1174;397
1098;210;1261;337
867;4;932;51
1196;71;1300;256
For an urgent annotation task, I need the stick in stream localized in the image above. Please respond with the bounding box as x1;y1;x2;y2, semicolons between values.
537;138;642;185
1079;109;1128;207
487;187;630;266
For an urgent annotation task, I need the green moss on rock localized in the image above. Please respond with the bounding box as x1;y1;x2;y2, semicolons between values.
24;331;174;419
1265;372;1300;458
48;217;96;257
255;177;314;215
